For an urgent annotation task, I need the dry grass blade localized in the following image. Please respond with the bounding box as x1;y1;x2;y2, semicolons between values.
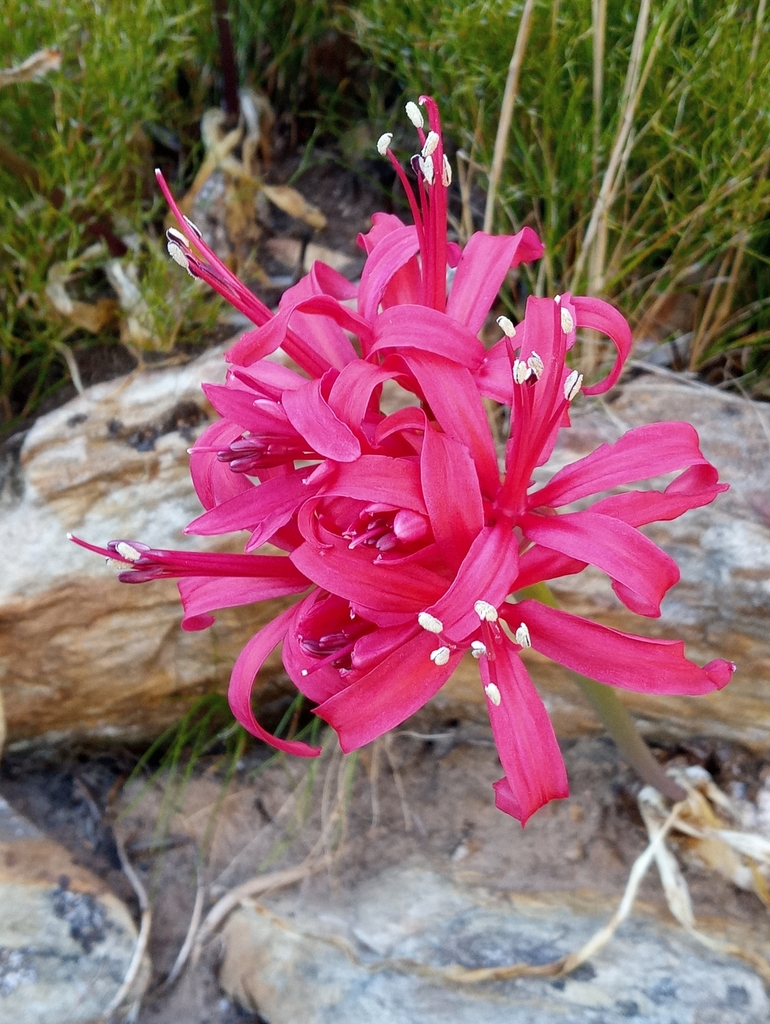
591;0;607;184
483;0;536;234
97;832;152;1022
0;46;61;86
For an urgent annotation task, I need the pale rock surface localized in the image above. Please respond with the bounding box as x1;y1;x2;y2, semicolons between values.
2;345;769;748
0;795;145;1023
219;864;769;1024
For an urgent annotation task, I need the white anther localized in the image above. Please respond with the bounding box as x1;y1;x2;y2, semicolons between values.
564;369;583;402
421;131;439;158
513;359;533;385
183;215;203;240
470;640;487;659
418;155;435;185
515;622;531;648
441;154;452;187
474;600;498;623
484;682;502;706
301;669;308;676
377;132;393;156
405;101;424;128
430;646;451;667
527;351;544;380
115;541;142;562
497;315;516;338
418;611;444;634
554;294;561;303
561;307;575;334
166;227;188;247
167;240;191;273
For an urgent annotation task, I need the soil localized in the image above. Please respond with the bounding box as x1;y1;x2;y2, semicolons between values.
3;725;769;1024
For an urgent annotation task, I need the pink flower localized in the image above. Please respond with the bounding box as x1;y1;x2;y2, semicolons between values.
75;97;735;825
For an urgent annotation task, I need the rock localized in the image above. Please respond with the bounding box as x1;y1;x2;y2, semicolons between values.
2;349;769;749
218;864;769;1024
0;795;146;1022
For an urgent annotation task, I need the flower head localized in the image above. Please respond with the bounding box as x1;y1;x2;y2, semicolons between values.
73;98;735;825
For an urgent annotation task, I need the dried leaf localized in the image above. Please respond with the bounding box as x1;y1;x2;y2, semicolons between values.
261;184;327;230
0;47;61;87
45;262;118;334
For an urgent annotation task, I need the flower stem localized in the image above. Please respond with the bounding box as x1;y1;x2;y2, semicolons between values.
518;582;686;802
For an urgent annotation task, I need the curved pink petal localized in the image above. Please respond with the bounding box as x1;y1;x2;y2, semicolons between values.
446;228;544;334
590;464;728;527
509;600;736;694
370;305;486;368
573;296;632;396
402;351;500;497
228;607;321;756
515;547;588;590
358;224;421;322
319;456;427;513
427;522;520;642
282;592;360;703
421;426;484;571
314;628;462;751
190;420;254;511
178;569;309;631
282;377;361;462
521;510;679;617
478;639;568;825
532;422;716;509
474;338;514;405
327;360;396;436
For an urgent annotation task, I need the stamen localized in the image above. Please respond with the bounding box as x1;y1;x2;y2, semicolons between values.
564;370;583;402
421;131;439;158
377;132;393;156
183;216;204;240
470;640;487;659
560;307;575;334
166;227;188;247
527;351;544;380
474;600;498;623
554;294;561;303
418;155;435;185
515;622;531;648
430;646;451;667
497;315;516;338
167;241;192;273
441;154;452;187
512;359;533;385
115;541;142;562
405;101;424;128
484;682;502;706
418;611;444;634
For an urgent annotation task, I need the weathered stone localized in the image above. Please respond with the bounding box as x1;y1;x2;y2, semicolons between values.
2;348;769;749
219;864;769;1024
0;795;146;1022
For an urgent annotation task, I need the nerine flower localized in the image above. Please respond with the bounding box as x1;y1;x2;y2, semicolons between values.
72;97;734;825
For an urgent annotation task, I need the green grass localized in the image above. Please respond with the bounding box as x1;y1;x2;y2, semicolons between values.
348;0;770;391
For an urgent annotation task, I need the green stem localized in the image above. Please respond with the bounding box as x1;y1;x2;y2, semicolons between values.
519;582;686;802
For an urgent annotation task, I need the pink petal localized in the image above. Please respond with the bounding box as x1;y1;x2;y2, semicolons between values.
532;422;716;509
282;376;361;462
320;455;427;512
590;464;728;526
521;510;679;617
427;522;520;641
190;420;254;511
573;296;632;396
421;426;484;570
370;305;486;368
228;608;322;756
509;600;736;694
402;351;500;497
358;224;421;322
314;629;462;751
474;338;514;405
178;570;308;631
478;639;568;825
327;360;396;435
514;547;588;590
446;229;544;334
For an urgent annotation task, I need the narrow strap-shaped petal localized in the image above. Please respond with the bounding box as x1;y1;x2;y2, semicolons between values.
327;360;396;436
320;455;427;512
190;420;254;511
478;640;569;825
228;607;321;756
532;422;715;509
371;305;486;368
514;546;588;590
421;426;484;571
427;522;520;641
474;338;514;405
509;601;736;694
314;629;462;751
358;224;421;322
589;464;728;527
282;377;361;462
446;229;544;334
573;296;632;396
403;351;500;497
520;510;679;617
178;571;309;631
